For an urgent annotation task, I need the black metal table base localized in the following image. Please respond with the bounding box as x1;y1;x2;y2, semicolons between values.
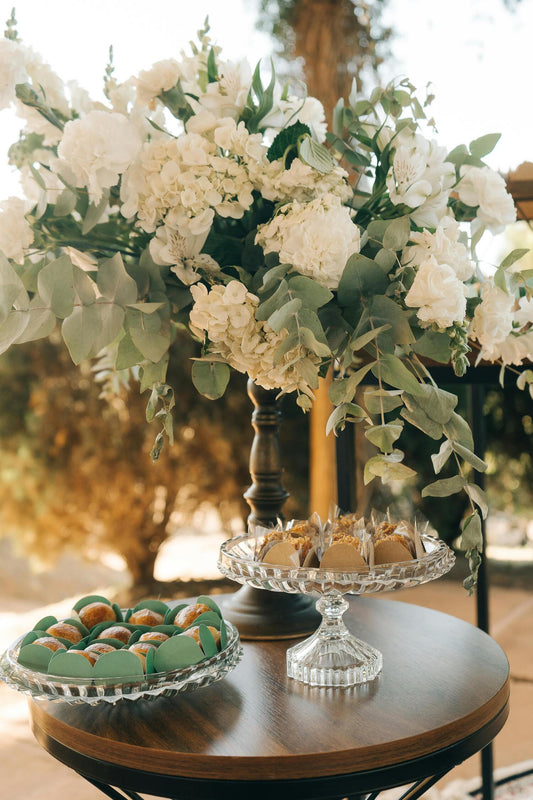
82;772;448;800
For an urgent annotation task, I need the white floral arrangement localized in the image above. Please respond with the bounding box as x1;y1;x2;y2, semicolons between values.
0;14;531;588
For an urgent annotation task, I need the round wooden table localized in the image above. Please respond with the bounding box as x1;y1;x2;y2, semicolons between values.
28;597;510;800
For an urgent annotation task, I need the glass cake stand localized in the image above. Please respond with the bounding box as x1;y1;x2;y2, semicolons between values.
218;534;455;687
0;621;242;705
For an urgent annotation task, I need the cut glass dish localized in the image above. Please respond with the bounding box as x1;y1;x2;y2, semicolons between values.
0;620;242;705
218;533;455;688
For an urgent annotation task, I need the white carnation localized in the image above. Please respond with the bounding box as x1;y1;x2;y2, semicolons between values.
402;217;474;281
470;285;514;349
481;331;533;365
256;194;360;289
405;256;466;329
135;59;181;105
0;39;27;110
0;197;34;264
387;128;454;228
457;166;516;234
55;111;142;204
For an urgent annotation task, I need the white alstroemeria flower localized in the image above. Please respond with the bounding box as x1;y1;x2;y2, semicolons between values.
0;197;34;264
470;284;514;349
457;165;516;234
405;255;466;329
403;217;474;281
197;59;252;118
0;39;27;109
149;225;219;285
54;110;143;204
387;128;454;225
261;93;327;143
256;193;360;289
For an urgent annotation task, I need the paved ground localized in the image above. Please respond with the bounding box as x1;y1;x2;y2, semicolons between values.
0;540;531;800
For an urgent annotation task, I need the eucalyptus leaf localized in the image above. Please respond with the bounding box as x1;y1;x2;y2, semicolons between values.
461;512;483;551
97;254;138;306
452;441;487;472
374;248;397;271
350;324;391;353
405;384;457;424
273;330;300;365
469;133;501;159
326;402;368;435
62;304;103;364
287;275;333;308
82;191;110;234
255;280;289;321
365;422;403;453
90;300;125;354
464;483;489;519
130;326;170;363
431;440;453;474
372;354;424;396
412;330;452;363
73;266;96;305
53;188;77;217
298;327;331;357
382;216;411;250
0;310;30;354
364;389;403;415
116;333;145;370
192;360;230;400
0;252;28;324
401;405;443;440
500;248;529;270
139;355;169;393
337;254;388;305
329;362;375;405
421;475;466;498
14;295;56;344
267;298;301;333
367;295;415;346
364;453;416;485
443;412;474;451
37;254;75;319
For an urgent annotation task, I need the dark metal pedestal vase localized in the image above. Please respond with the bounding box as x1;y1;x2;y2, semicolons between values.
221;380;320;640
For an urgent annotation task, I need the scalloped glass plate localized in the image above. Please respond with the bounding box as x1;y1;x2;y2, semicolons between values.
218;532;455;595
218;533;455;687
0;621;242;705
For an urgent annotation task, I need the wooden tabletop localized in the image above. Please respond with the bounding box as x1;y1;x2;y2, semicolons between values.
29;597;509;796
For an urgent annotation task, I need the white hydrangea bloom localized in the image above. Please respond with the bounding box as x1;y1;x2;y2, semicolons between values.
0;39;27;110
189;281;322;395
405;255;466;329
470;284;514;350
255;194;360;289
457;166;516;234
150;224;220;285
250;156;351;204
387;128;454;228
402;217;474;281
0;197;34;263
121;124;256;236
54;110;143;203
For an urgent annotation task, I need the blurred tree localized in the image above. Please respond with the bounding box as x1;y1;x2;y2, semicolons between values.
0;335;309;593
257;0;391;114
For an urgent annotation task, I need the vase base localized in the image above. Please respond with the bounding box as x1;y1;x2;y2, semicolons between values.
286;631;383;687
219;585;321;640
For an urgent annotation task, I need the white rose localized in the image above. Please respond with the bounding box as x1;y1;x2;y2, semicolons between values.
405;256;466;329
403;217;474;281
457;166;516;234
470;285;514;348
256;194;360;289
0;197;34;264
54;111;143;203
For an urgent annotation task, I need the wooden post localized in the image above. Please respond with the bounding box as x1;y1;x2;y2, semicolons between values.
310;371;337;519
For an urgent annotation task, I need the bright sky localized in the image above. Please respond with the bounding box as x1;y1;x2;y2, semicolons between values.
1;0;531;197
